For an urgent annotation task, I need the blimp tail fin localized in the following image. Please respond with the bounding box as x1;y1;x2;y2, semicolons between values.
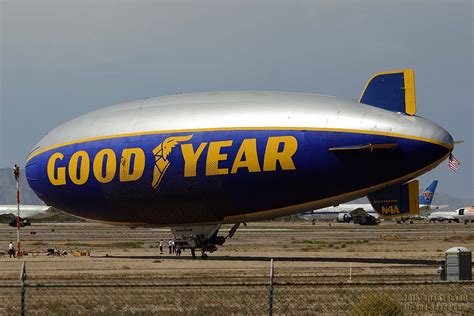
367;180;419;218
359;69;416;115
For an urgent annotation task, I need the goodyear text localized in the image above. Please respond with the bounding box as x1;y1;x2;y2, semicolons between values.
46;136;298;186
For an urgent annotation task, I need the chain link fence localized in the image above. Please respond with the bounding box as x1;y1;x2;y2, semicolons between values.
1;262;473;315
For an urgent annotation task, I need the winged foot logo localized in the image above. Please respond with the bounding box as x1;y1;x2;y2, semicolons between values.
152;135;193;189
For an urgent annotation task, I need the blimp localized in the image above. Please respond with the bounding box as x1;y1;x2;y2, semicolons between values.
26;69;454;257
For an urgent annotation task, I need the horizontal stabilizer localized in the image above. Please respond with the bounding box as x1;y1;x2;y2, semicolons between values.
359;69;416;115
328;143;397;152
367;180;419;218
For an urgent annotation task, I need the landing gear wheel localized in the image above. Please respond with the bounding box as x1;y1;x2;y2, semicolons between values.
201;250;208;259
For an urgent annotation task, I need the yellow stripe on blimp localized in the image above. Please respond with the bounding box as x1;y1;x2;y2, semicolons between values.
26;126;453;162
223;151;450;224
58;151;451;227
86;150;452;227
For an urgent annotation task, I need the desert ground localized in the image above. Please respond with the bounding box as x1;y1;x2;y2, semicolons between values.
1;220;473;314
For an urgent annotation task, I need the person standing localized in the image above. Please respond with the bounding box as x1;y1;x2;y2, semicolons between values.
8;241;15;258
159;240;163;254
176;245;181;257
172;240;176;254
168;239;173;254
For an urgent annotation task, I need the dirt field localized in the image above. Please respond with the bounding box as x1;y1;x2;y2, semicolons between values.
1;220;473;314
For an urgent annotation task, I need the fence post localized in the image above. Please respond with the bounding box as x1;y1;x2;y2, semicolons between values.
268;258;274;316
20;261;27;316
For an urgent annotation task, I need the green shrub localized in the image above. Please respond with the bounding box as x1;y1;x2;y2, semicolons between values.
351;292;403;316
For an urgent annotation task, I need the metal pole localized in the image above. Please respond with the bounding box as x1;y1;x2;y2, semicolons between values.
349;263;352;281
268;258;274;316
20;261;27;316
14;165;21;255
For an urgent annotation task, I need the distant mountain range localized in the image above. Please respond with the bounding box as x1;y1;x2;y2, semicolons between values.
429;192;473;210
0;167;472;210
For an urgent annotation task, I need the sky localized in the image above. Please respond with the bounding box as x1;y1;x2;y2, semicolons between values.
1;0;472;199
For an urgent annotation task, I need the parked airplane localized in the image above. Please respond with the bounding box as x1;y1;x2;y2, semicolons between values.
0;205;52;227
25;69;455;258
417;180;449;213
300;180;441;225
428;207;474;224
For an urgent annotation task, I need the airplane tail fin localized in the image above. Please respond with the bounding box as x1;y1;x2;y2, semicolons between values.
419;180;438;206
367;180;419;218
359;69;416;115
